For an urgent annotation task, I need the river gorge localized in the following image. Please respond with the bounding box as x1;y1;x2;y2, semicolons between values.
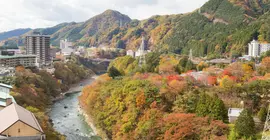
49;76;101;140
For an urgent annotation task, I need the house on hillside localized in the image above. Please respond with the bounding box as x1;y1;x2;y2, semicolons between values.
126;50;135;58
0;103;45;140
228;108;243;123
0;83;16;110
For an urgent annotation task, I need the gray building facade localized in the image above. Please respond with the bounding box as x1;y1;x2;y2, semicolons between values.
26;35;51;67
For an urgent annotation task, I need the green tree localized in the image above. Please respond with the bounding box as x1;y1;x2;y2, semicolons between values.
108;66;122;79
235;109;255;139
116;40;125;49
176;57;195;73
258;106;268;122
228;125;237;140
196;94;211;117
209;95;228;122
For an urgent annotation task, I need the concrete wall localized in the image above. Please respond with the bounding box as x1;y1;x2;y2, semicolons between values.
229;116;238;123
2;121;42;137
0;86;10;93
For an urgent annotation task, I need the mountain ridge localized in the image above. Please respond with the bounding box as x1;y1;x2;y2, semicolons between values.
1;0;270;57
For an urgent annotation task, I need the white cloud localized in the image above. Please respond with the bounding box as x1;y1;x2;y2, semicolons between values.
0;0;208;32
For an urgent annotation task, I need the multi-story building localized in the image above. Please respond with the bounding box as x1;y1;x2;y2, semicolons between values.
248;39;270;57
0;55;37;68
248;40;260;57
26;35;51;67
60;39;73;49
49;47;58;59
261;43;270;53
126;50;135;57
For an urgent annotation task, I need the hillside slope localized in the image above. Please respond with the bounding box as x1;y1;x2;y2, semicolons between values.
1;0;270;57
0;28;31;41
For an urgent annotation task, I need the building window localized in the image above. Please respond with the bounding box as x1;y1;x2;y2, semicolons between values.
18;129;20;133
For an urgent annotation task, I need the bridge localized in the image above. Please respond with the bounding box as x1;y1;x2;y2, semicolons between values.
91;58;113;64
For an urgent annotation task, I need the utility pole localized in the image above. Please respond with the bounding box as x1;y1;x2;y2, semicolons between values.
139;36;146;67
119;19;123;28
189;49;193;61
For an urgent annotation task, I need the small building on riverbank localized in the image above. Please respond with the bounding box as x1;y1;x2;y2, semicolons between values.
0;103;45;140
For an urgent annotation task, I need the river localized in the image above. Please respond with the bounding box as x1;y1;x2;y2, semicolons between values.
49;76;101;140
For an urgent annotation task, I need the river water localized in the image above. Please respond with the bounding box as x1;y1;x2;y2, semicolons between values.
49;76;101;140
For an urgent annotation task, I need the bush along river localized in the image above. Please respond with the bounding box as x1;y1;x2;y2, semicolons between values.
49;76;101;140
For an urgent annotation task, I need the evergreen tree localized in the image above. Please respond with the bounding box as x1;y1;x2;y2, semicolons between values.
235;109;255;139
258;106;268;122
196;94;210;117
108;66;122;79
209;96;228;122
185;60;194;72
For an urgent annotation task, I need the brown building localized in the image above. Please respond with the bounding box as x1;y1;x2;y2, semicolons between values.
25;35;51;67
0;104;45;139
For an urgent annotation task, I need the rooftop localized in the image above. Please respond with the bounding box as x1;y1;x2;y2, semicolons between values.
0;83;12;89
228;108;243;117
0;54;36;59
26;35;50;37
0;103;44;134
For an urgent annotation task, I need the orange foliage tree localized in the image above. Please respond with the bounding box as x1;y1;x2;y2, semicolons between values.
262;57;270;70
136;91;146;108
161;113;228;140
15;65;25;72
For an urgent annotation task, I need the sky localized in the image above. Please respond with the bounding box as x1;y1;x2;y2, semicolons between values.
0;0;208;32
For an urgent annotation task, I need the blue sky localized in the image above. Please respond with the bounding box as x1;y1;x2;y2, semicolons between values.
0;0;208;32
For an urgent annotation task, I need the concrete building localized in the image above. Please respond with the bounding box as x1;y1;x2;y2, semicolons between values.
61;47;74;56
239;55;252;61
49;48;58;59
0;83;16;110
0;103;45;139
248;40;270;57
60;39;73;49
248;40;260;57
228;108;243;123
26;35;51;67
0;55;37;68
0;67;15;77
126;50;135;57
261;43;270;53
135;50;151;57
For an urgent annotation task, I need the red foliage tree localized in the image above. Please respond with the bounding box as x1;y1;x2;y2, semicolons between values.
222;69;231;76
207;76;217;86
160;113;228;140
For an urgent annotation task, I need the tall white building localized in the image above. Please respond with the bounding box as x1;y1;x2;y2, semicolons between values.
126;50;135;57
60;39;73;49
248;39;270;57
248;40;260;57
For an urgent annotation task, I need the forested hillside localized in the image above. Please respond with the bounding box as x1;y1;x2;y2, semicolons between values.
1;0;270;57
0;28;31;41
80;53;270;139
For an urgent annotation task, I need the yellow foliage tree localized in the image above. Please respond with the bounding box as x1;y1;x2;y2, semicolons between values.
262;57;270;70
136;92;146;108
219;75;235;89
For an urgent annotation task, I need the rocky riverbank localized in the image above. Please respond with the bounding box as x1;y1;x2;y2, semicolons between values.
78;107;109;140
49;76;101;140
